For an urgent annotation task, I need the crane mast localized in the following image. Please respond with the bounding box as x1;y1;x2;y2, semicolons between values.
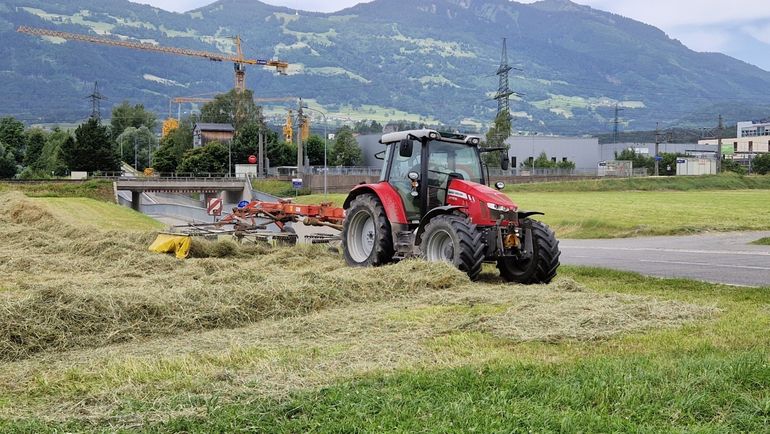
17;26;289;92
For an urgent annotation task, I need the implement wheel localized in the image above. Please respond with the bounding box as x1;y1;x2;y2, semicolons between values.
420;214;484;281
497;219;560;284
342;194;394;267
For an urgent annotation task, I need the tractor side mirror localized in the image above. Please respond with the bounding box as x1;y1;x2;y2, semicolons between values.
500;152;509;171
399;139;413;158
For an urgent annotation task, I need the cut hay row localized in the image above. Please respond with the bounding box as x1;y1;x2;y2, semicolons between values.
0;192;468;361
0;278;717;424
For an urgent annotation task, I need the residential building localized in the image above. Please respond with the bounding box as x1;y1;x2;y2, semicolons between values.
193;123;235;148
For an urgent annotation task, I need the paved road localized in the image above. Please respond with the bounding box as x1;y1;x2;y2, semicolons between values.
560;231;770;287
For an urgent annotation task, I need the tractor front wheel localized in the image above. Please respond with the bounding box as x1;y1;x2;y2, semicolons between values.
497;219;560;284
342;194;394;267
420;214;485;281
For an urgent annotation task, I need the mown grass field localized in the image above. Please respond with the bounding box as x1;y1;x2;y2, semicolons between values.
0;180;114;202
31;197;164;231
0;178;767;431
299;188;770;238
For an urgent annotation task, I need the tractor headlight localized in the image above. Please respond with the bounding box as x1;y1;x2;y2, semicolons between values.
495;181;505;190
428;132;439;139
487;202;511;212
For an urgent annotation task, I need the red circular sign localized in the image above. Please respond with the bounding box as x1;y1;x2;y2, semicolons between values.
248;155;257;164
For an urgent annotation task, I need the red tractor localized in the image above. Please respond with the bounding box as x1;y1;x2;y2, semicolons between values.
341;129;560;284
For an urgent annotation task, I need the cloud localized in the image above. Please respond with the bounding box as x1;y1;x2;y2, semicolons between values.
742;22;770;45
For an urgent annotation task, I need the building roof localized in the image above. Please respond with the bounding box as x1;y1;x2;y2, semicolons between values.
195;123;235;132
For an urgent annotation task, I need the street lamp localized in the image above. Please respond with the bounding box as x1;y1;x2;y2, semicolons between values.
301;104;328;197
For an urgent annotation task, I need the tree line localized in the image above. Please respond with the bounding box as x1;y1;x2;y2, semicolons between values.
0;90;365;178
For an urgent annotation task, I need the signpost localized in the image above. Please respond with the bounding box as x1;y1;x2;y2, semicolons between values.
207;197;223;216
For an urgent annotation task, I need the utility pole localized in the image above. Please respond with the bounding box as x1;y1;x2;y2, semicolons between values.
654;122;661;176
494;38;514;121
133;135;138;170
258;132;264;177
613;104;624;145
716;114;723;174
86;81;107;121
296;98;304;175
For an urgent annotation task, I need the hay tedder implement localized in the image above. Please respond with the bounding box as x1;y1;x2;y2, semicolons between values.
150;199;345;257
151;129;560;284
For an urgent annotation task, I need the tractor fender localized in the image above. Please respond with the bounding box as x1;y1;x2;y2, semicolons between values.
415;205;467;245
344;182;408;225
517;211;545;220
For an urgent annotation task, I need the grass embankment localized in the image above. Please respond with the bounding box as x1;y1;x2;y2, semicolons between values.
297;188;770;239
3;192;763;431
0;180;114;202
31;197;163;231
506;173;770;192
752;237;770;245
251;179;311;197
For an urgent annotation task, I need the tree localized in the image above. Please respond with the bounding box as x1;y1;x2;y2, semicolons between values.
353;120;383;134
556;159;576;170
721;158;746;175
305;134;325;166
200;89;263;131
265;140;296;168
615;148;654;172
0;143;17;178
62;118;119;172
177;141;228;174
116;126;157;170
0;116;26;163
33;128;70;176
483;112;511;166
330;127;363;166
23;128;48;167
533;151;556;169
153;120;194;173
110;102;157;140
485;112;512;149
751;153;770;175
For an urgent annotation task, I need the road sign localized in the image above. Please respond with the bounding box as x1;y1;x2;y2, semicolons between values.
655;155;663;161
677;159;686;164
292;178;303;189
237;200;250;208
207;197;223;216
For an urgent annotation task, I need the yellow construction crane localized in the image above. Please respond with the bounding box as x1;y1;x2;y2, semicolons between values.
284;110;294;143
17;26;289;92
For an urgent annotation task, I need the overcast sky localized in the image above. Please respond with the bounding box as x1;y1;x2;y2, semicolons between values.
130;0;770;70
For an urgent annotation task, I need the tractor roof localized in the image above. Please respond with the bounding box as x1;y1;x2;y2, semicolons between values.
380;129;482;146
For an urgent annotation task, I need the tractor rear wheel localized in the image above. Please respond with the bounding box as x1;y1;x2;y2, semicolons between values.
420;214;485;281
497;219;560;284
342;194;394;267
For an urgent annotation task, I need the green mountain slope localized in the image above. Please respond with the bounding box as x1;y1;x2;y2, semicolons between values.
2;0;769;133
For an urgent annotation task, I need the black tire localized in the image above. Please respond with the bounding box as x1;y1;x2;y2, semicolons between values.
420;214;485;281
277;225;298;246
342;194;394;267
497;219;560;284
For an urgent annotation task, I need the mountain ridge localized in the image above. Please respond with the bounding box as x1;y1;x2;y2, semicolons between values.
2;0;770;134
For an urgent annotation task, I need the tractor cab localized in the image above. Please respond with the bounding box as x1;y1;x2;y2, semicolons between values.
378;129;505;223
342;129;560;284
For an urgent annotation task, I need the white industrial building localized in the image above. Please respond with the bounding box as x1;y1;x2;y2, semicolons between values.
737;119;770;138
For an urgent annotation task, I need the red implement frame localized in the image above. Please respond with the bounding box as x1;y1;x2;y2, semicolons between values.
218;200;345;231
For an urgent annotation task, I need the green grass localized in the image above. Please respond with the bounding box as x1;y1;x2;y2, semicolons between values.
6;267;766;433
31;197;164;231
506;173;770;192
0;180;114;202
752;237;770;245
297;189;770;239
251;179;311;197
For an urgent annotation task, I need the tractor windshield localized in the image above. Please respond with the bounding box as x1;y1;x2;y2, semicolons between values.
427;140;483;185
